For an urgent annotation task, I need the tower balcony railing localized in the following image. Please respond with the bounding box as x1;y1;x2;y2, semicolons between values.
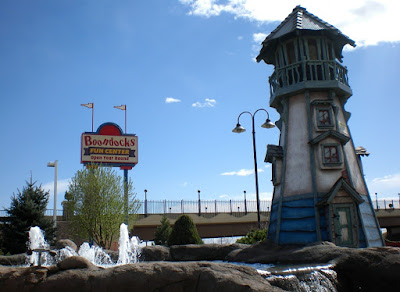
269;60;350;98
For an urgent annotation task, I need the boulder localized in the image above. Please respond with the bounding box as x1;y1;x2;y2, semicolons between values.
140;245;171;261
226;240;353;264
0;261;284;292
57;256;99;271
0;253;27;266
55;239;78;252
104;250;119;263
170;243;247;261
334;246;400;291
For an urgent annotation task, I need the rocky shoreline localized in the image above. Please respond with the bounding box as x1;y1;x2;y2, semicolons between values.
1;241;400;291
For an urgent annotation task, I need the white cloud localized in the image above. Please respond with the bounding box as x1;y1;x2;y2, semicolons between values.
165;97;181;103
221;168;264;176
237;35;243;40
253;32;267;43
179;0;400;47
192;98;216;108
367;173;400;197
42;178;70;197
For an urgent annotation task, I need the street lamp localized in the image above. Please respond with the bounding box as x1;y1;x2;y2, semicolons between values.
47;160;58;228
144;189;148;217
243;190;247;215
232;109;275;229
198;190;201;216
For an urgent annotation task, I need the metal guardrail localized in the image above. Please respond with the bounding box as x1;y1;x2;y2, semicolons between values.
0;199;398;218
0;200;272;218
137;200;272;216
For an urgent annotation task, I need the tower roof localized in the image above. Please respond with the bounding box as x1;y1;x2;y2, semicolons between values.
256;6;355;64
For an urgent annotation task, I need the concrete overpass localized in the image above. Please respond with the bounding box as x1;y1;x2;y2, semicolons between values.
131;212;269;241
1;199;400;242
131;208;400;241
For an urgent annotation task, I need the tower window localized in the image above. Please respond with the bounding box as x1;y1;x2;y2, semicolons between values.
317;108;334;128
308;39;318;60
321;144;342;165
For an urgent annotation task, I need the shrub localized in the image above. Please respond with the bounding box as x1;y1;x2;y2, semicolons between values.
236;228;267;244
154;215;172;246
168;215;203;246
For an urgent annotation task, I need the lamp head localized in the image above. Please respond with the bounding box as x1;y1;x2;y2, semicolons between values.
47;162;56;167
261;119;275;129
232;123;246;133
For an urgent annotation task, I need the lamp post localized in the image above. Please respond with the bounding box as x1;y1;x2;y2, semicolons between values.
243;190;247;215
232;109;275;229
198;190;201;216
144;189;148;217
47;160;58;228
375;193;378;210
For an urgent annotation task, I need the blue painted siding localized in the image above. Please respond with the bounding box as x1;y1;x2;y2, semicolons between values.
279;231;318;245
280;206;315;219
280;217;316;232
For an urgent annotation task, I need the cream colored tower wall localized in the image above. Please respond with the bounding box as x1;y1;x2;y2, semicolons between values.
309;92;343;192
283;94;312;197
334;96;368;195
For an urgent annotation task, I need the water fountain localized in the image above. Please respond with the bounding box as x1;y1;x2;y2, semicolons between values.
117;223;140;265
27;223;141;267
27;225;340;290
28;226;53;266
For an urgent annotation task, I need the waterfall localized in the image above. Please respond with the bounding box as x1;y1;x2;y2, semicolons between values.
259;264;338;291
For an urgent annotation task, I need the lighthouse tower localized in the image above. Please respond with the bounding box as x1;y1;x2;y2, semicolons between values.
257;6;383;247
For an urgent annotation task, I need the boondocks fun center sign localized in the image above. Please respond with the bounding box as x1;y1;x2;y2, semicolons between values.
81;123;138;167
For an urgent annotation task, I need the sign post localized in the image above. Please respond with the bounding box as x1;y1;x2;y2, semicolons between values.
81;122;138;225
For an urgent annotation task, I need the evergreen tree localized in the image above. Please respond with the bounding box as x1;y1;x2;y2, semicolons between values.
1;180;55;254
168;215;203;246
154;215;172;246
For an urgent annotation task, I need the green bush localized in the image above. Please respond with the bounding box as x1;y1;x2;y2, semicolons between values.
236;228;267;244
168;215;203;246
154;215;172;246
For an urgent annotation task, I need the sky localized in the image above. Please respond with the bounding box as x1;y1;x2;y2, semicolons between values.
1;0;399;212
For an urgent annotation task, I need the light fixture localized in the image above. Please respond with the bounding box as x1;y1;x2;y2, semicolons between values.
261;119;276;129
232;123;246;133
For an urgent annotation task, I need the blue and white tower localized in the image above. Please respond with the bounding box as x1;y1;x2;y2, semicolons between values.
257;6;383;247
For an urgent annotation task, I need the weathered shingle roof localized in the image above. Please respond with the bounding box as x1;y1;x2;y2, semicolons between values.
256;6;355;64
309;130;350;145
317;177;364;206
265;144;283;163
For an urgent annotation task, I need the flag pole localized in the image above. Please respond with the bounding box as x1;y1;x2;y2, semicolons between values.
81;103;94;132
113;105;127;133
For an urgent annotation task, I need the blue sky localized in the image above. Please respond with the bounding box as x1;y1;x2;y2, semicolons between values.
1;0;399;211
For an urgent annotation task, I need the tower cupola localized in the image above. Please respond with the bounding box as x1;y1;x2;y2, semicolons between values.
257;6;356;108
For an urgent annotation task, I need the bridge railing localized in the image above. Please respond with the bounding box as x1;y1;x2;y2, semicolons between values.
1;198;397;219
138;200;272;216
372;199;400;210
0;200;272;219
